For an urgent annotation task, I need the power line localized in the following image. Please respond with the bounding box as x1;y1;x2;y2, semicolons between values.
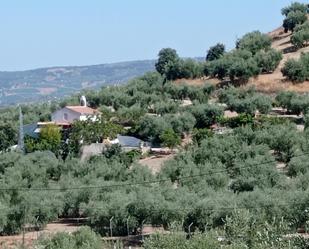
1;151;308;192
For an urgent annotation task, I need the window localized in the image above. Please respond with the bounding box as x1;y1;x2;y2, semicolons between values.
64;113;68;121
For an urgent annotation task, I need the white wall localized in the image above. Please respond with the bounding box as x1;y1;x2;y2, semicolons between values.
51;107;81;123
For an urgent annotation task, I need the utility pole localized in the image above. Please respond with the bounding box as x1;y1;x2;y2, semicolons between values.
18;106;25;153
110;216;114;238
126;216;130;236
141;219;146;242
188;222;193;237
22;205;26;249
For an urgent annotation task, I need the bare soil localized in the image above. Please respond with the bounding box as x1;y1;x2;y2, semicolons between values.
175;19;309;94
0;219;81;248
139;154;175;174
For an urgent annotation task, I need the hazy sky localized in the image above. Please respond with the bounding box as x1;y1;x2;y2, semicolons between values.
0;0;305;71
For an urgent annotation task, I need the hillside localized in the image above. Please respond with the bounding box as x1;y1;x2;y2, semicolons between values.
0;60;155;106
175;17;309;93
247;25;309;93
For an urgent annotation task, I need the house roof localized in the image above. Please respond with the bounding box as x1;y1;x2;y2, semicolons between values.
65;106;101;115
117;135;144;148
23;123;39;139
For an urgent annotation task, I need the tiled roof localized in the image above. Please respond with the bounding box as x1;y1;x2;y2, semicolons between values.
65;106;101;115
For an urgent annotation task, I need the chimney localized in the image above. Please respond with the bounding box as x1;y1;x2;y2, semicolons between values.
80;95;87;107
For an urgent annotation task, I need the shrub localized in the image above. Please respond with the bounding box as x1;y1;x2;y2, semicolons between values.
222;114;254;128
228;57;260;83
190;104;224;128
281;2;308;16
207;49;259;83
160;129;181;149
291;21;309;48
283;10;307;32
178;59;203;79
192;128;213;145
281;53;309;82
155;48;180;76
275;91;297;110
37;227;102;249
236;31;272;54
288;155;309;177
206;43;225;61
254;49;282;73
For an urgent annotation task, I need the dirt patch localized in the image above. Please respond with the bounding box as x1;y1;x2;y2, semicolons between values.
174;19;309;94
0;219;82;248
37;87;57;95
139;154;175;174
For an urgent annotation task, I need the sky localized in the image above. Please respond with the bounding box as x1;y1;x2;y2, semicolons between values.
0;0;306;71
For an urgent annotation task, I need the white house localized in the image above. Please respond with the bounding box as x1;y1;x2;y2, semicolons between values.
51;96;101;124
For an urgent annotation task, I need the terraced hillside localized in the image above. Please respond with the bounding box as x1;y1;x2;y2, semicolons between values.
247;25;309;93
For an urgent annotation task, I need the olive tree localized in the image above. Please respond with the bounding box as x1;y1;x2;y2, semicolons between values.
236;31;271;54
206;43;225;61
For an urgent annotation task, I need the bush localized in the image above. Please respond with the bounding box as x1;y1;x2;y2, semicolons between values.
160;129;181;149
0;124;16;152
228;56;260;83
283;10;307;32
155;48;180;77
178;59;203;79
192;128;213;145
37;227;102;249
206;43;225;61
135;115;172;143
221;114;254;128
219;87;272;115
281;53;309;82
190;104;224;128
275;91;297;110
288;155;309;177
291;21;309;48
282;2;308;16
254;49;282;73
236;31;272;54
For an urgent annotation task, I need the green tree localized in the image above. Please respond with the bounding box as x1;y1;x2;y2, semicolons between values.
38;227;102;249
275;91;297;110
190;104;224;128
68;119;123;155
179;59;203;79
283;10;307;32
206;43;225;61
39;124;62;153
254;49;283;73
282;53;309;82
192;128;213;145
236;31;272;54
228;57;260;83
155;48;180;77
160;129;181;149
291;21;309;48
282;2;308;16
0;124;16;152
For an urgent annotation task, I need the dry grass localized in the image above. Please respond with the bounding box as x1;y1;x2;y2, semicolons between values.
175;19;309;94
247;24;309;93
174;78;217;86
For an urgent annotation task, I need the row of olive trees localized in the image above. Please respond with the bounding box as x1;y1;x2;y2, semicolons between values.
281;3;309;82
2;119;309;236
155;31;282;84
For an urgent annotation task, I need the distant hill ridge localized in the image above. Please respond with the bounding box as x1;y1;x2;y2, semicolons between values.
0;60;156;106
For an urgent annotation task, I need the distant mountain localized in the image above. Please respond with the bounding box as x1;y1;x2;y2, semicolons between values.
0;60;156;106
